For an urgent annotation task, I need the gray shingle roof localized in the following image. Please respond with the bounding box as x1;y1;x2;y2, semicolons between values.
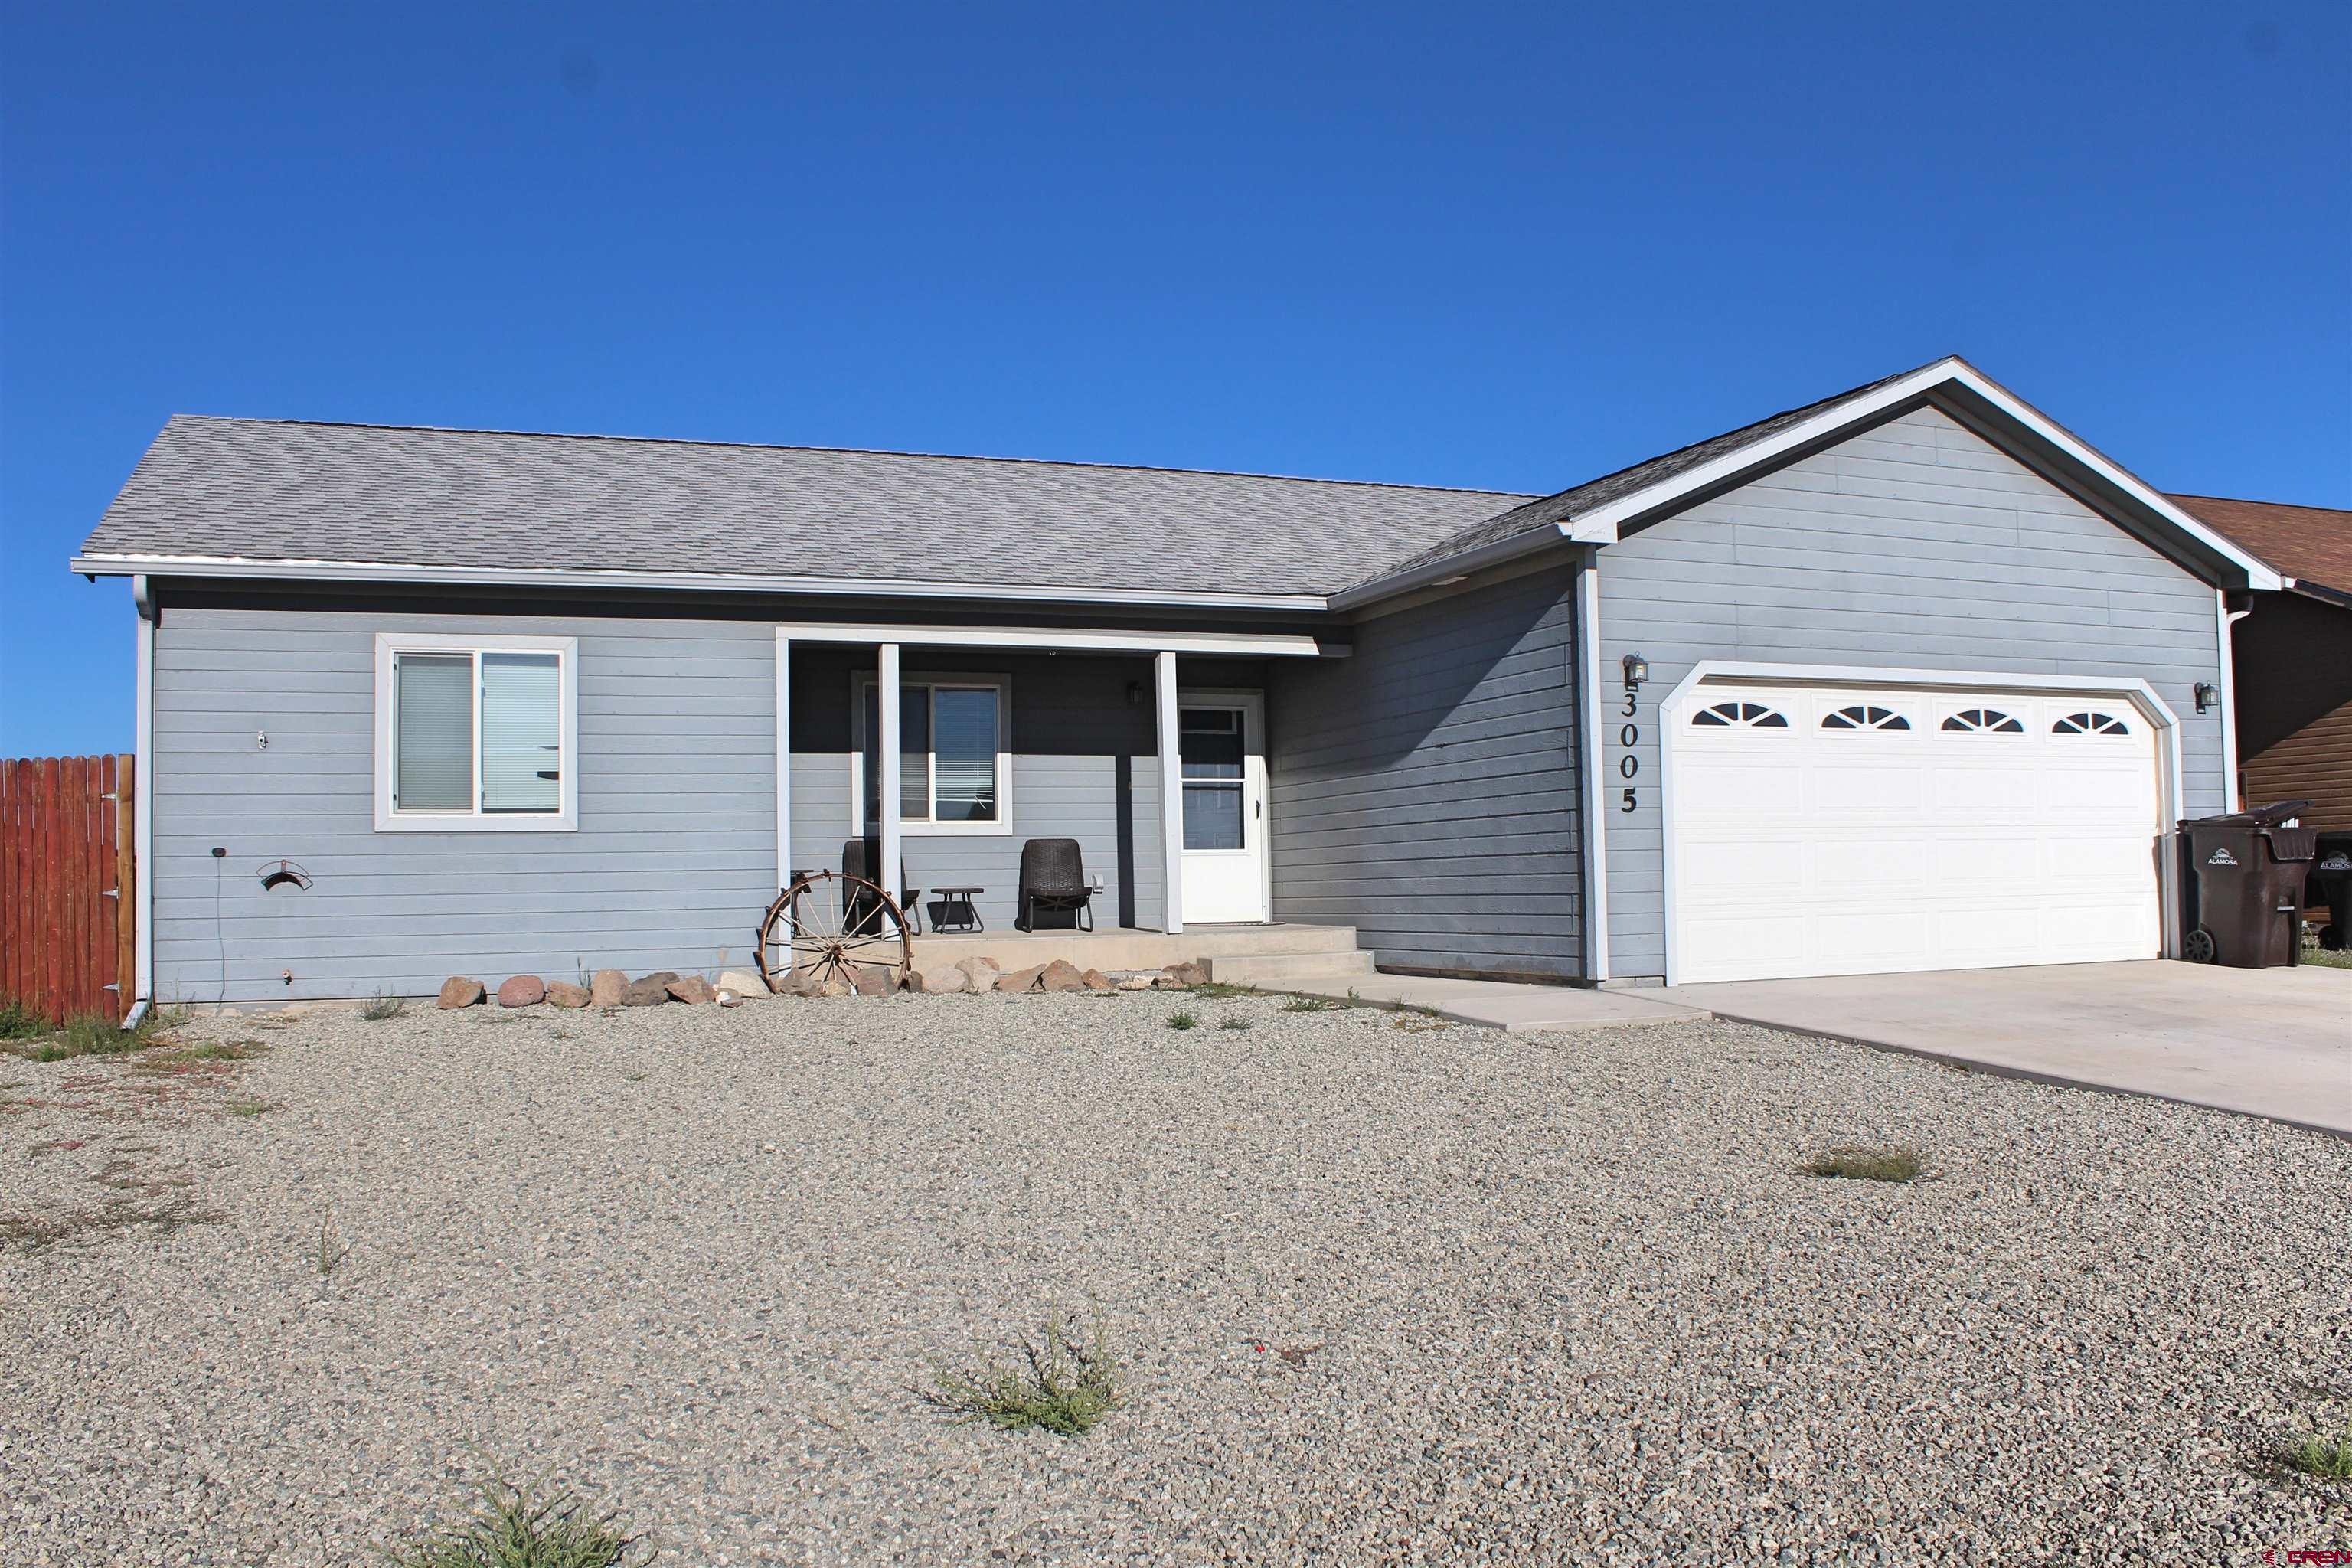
78;416;1534;599
1380;361;1941;577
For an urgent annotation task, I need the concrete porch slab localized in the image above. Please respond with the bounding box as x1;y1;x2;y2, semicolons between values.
1658;960;2351;1137
1284;972;1713;1032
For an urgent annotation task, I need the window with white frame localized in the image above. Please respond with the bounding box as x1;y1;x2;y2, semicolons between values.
374;635;578;831
854;675;1010;831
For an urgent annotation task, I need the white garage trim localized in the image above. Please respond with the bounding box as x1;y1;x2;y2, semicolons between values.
1658;661;2184;985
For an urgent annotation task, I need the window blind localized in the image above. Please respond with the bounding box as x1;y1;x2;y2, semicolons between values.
933;686;998;822
394;653;473;810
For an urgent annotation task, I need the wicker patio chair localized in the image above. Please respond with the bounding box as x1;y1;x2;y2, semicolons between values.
841;836;923;935
1015;838;1095;932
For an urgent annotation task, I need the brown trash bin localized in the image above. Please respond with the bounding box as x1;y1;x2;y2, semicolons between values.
2179;799;2318;968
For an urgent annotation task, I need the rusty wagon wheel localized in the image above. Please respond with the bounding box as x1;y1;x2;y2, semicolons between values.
756;870;913;993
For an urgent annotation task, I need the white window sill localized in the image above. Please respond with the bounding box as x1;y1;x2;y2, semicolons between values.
374;812;578;833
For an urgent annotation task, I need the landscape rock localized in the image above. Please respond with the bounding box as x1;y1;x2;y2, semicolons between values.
436;977;484;1010
717;969;769;998
818;974;854;998
640;971;681;987
1116;974;1155;991
1080;968;1117;992
621;978;670;1007
955;956;1003;991
851;966;895;998
495;975;546;1008
998;963;1048;993
590;969;627;1008
714;988;744;1008
545;981;590;1009
1038;959;1089;993
666;976;717;1004
1162;961;1210;988
918;965;970;995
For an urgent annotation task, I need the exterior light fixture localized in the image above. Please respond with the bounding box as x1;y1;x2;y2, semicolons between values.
2194;681;2218;714
1622;652;1650;689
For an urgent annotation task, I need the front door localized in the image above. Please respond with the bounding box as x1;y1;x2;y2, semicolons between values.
1178;692;1269;923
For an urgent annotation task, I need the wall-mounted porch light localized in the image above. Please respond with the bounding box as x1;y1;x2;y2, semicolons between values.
2194;681;2218;714
1622;652;1650;690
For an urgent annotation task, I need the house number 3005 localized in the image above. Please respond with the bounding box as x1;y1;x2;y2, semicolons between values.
1619;693;1641;811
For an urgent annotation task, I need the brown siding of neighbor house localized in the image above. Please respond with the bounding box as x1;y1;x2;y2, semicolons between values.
2242;697;2352;831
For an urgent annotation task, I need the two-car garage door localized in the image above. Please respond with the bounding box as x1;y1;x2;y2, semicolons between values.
1667;682;2165;985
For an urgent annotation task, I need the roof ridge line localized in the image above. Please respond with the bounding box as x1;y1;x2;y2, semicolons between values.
162;413;1538;501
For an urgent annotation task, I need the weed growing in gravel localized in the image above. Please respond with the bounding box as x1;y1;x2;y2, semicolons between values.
223;1099;271;1118
389;1470;640;1568
1802;1147;1924;1183
1166;1011;1199;1031
1184;981;1259;1000
316;1214;348;1276
1280;996;1334;1012
2279;1423;2352;1481
361;991;409;1021
0;1001;46;1040
1219;1017;1254;1031
928;1307;1123;1436
6;1004;187;1063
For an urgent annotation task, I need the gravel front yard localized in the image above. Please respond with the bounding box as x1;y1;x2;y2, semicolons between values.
2;989;2346;1565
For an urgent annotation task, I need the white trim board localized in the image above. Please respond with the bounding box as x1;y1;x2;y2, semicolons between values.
774;622;1332;658
1655;660;2187;986
1573;561;1609;982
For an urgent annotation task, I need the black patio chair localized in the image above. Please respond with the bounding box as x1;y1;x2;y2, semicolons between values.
841;836;923;935
1015;837;1094;932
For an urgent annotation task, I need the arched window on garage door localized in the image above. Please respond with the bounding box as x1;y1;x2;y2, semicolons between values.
1690;701;1788;728
1942;707;2023;733
2053;711;2130;735
1822;704;1909;730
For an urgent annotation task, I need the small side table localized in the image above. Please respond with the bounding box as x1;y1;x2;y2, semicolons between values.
932;887;985;934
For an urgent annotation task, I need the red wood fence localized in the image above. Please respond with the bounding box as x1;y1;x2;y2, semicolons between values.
1;755;136;1026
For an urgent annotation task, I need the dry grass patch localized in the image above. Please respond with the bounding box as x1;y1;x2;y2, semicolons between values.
1802;1146;1925;1183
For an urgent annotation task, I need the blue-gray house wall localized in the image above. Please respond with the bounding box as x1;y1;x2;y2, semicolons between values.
151;607;780;1003
1595;406;2230;980
1266;564;1585;982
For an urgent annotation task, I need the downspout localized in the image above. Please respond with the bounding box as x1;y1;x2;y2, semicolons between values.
2216;590;2250;811
123;575;155;1029
1573;551;1610;982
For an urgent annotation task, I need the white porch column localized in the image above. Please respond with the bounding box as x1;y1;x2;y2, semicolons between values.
774;632;792;893
1155;649;1184;934
877;642;903;903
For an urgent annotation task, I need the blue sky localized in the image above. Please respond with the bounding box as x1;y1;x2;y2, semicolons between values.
3;0;2347;756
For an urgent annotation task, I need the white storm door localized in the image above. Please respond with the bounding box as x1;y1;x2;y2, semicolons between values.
1178;693;1269;923
1668;683;2164;984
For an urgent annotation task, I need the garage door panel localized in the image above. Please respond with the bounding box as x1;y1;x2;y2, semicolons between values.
1671;679;2164;983
1807;764;1928;815
1680;760;1804;815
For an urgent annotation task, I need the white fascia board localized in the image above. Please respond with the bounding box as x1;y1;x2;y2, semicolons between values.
775;623;1332;658
68;554;1331;614
1563;359;2284;592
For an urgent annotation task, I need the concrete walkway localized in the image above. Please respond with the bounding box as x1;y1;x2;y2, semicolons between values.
1659;960;2352;1137
1284;971;1712;1032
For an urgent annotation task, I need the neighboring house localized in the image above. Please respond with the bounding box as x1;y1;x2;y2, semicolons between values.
73;356;2279;1004
2167;494;2352;831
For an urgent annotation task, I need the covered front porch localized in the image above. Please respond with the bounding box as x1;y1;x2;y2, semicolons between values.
776;622;1330;936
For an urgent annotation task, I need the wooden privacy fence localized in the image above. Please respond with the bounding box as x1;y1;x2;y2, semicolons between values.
2;755;136;1026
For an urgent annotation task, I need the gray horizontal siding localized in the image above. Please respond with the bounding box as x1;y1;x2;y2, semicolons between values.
1269;566;1581;980
785;649;1168;932
1599;406;2229;979
152;609;779;1002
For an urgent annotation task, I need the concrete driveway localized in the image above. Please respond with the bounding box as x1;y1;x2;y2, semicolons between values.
1658;960;2351;1136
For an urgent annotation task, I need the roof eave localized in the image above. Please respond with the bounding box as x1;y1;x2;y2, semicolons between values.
1558;358;2281;590
68;554;1334;614
1326;523;1577;612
